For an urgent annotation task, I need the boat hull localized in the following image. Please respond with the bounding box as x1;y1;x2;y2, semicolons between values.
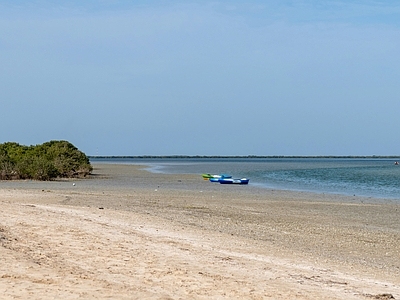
219;178;249;185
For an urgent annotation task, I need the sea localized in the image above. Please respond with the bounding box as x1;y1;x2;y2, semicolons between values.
90;157;400;201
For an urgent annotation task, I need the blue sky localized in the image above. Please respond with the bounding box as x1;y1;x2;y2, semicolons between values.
1;1;400;156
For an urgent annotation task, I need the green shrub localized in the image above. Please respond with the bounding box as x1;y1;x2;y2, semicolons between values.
0;140;92;180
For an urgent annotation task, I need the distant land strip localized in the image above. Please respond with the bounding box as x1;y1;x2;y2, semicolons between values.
89;155;400;159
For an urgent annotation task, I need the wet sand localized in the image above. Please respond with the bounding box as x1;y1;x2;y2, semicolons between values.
0;164;399;299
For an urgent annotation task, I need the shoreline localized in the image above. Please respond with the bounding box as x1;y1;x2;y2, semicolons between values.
91;160;400;202
1;163;399;299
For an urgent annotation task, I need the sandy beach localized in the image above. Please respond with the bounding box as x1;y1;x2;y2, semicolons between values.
1;164;399;299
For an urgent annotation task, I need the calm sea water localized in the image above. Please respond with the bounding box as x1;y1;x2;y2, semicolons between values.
90;157;400;200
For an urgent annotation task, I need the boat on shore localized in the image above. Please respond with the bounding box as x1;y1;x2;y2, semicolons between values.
202;173;231;180
219;178;249;185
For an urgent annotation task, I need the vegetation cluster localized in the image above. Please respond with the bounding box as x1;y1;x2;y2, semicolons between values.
0;140;92;180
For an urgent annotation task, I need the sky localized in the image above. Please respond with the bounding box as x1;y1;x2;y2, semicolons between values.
1;0;400;156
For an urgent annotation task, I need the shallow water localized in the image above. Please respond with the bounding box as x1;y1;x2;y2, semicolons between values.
90;157;400;200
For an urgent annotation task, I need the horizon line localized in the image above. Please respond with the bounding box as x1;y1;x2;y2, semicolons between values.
88;155;400;159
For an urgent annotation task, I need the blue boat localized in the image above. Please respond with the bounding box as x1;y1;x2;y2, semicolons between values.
219;178;249;185
209;176;230;182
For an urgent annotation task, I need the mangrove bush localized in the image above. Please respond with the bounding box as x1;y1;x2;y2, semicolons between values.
0;140;92;180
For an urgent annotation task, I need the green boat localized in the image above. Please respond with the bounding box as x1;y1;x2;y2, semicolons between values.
202;173;231;180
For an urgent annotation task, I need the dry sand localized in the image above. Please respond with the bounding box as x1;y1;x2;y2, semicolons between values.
0;164;399;299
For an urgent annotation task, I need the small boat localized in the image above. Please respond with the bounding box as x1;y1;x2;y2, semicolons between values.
219;178;249;185
202;173;231;180
209;177;223;182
